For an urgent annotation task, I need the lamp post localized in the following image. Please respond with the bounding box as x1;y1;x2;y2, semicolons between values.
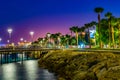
42;38;45;47
47;33;51;48
0;38;2;47
0;38;2;44
7;28;13;43
0;38;2;42
20;38;24;42
29;31;34;42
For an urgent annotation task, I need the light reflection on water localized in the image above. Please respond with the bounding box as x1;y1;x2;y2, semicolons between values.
0;60;57;80
2;64;17;80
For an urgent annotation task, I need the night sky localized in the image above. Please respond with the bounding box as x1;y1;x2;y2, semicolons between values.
0;0;120;44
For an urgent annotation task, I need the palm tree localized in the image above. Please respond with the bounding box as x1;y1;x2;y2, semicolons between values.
90;21;97;46
105;12;112;48
37;37;43;47
44;36;48;47
111;16;117;48
70;37;76;46
100;19;109;45
65;34;71;47
60;35;66;48
69;27;73;37
78;26;85;42
50;34;57;47
50;33;61;48
94;7;104;48
55;32;61;47
85;23;91;48
117;18;120;48
85;21;96;48
70;26;79;47
37;37;43;42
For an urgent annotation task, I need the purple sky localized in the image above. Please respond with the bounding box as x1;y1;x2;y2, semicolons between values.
0;0;120;44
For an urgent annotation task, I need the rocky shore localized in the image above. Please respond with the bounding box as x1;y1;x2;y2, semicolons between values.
38;50;120;80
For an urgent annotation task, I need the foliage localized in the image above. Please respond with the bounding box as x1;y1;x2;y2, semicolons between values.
33;7;120;48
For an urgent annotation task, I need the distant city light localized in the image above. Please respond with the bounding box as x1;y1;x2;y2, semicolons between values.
78;42;85;48
7;28;13;43
30;31;34;36
7;40;10;43
7;28;13;34
90;30;96;38
29;31;34;42
47;33;51;38
20;38;24;41
0;38;2;42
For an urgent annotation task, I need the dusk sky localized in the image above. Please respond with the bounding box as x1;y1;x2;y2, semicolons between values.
0;0;120;44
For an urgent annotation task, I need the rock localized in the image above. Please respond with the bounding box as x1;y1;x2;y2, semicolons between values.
38;50;120;80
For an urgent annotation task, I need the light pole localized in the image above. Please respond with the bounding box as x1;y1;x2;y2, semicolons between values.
0;38;2;44
0;38;2;47
0;38;2;42
47;33;51;48
7;28;13;43
29;31;34;42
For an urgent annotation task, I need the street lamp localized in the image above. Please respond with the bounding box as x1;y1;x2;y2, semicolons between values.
0;38;2;47
0;38;2;42
0;38;2;45
47;33;51;48
7;28;13;43
7;40;10;43
20;38;24;42
29;31;34;42
47;33;51;38
47;33;51;42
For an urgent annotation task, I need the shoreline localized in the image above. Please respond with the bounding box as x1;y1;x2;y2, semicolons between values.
38;50;120;80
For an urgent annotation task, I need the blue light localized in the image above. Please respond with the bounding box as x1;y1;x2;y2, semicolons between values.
78;43;85;48
90;30;96;38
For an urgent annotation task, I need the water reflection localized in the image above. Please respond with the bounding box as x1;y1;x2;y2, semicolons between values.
24;60;38;80
0;60;57;80
2;64;17;80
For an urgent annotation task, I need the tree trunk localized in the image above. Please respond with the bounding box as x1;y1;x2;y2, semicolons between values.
71;31;72;37
108;20;111;48
88;29;91;48
76;32;78;47
80;31;82;41
119;26;120;48
111;26;115;48
98;14;102;48
94;34;96;46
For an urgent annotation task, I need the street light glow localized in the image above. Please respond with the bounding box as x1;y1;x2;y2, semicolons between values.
7;40;10;43
7;28;13;34
0;38;2;42
30;31;34;36
7;28;13;43
29;31;34;42
20;38;24;41
47;33;51;38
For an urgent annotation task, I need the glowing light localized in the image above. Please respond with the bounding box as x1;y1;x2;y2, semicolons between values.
78;42;85;48
30;31;34;36
90;30;96;38
7;40;10;43
47;33;51;37
0;38;2;42
7;28;13;34
29;31;34;42
20;38;24;41
7;28;13;43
